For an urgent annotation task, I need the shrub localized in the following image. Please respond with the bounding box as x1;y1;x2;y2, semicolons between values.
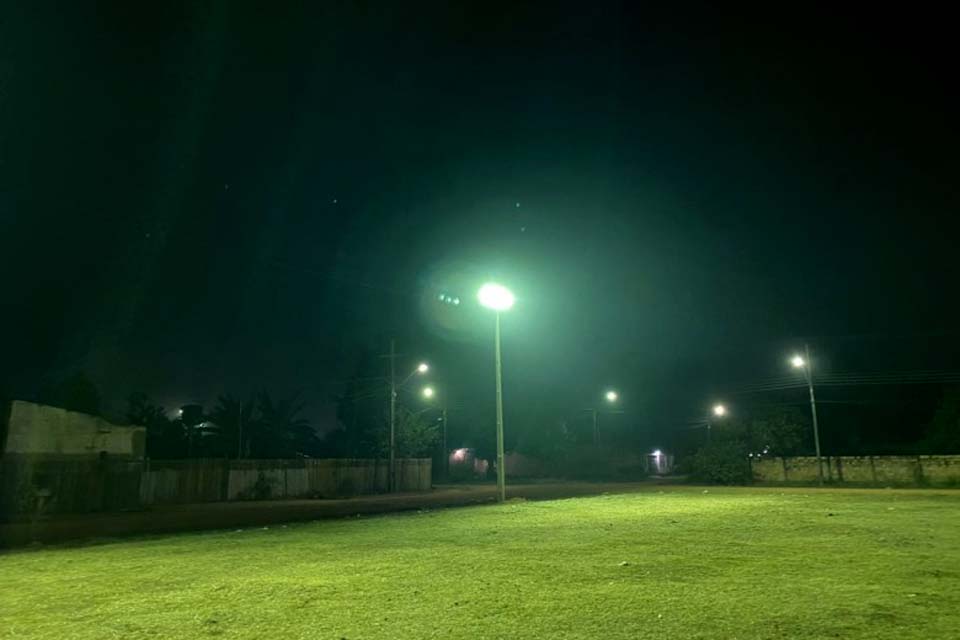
689;442;752;485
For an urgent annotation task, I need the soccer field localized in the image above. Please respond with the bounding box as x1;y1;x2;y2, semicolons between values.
2;486;958;639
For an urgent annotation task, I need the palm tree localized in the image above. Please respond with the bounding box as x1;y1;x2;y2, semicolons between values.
256;391;318;458
210;394;259;459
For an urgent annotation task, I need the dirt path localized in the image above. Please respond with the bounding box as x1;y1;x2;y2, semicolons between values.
0;481;661;548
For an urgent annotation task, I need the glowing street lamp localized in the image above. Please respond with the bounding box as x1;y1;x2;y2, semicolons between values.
421;386;435;399
705;403;728;442
478;282;515;503
589;390;620;447
791;345;823;486
388;347;431;493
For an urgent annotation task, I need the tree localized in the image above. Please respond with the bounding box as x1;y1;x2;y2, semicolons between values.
331;349;385;457
126;392;181;459
39;372;101;415
747;406;807;456
256;391;318;458
921;387;960;454
126;392;167;427
689;441;752;484
686;405;808;485
209;393;259;458
376;407;441;458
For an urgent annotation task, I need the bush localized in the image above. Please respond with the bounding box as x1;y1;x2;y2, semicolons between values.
689;442;752;485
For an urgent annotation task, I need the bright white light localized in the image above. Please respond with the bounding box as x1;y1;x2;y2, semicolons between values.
422;386;435;399
452;297;460;305
713;404;727;417
652;449;662;457
791;354;806;368
605;390;618;402
477;282;515;311
452;448;468;462
417;363;429;373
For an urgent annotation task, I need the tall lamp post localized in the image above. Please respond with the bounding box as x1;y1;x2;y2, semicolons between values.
388;345;429;492
478;282;515;503
791;345;823;486
591;390;619;447
708;403;727;443
417;386;449;481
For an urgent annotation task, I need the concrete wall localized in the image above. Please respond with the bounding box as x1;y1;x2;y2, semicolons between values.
2;401;145;458
752;455;960;486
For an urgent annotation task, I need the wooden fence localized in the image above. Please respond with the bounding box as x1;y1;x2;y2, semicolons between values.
1;457;432;517
0;456;142;515
140;458;432;505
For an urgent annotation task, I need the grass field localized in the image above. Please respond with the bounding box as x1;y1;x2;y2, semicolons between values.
2;486;959;639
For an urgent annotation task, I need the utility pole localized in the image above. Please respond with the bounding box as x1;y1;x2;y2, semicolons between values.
494;312;506;503
441;406;448;481
237;403;243;459
389;338;397;493
805;343;824;486
592;408;600;447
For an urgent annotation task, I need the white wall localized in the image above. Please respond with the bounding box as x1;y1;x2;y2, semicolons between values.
2;401;146;458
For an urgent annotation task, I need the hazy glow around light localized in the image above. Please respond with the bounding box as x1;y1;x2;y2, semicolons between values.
477;283;515;311
791;354;806;368
713;404;727;417
422;386;435;399
417;363;429;373
605;390;618;402
652;449;662;457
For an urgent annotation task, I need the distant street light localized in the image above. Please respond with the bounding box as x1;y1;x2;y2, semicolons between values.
478;282;515;503
416;385;450;481
791;345;823;486
387;343;430;493
590;390;620;446
707;403;728;442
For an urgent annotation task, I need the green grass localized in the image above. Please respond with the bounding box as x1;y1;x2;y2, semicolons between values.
2;486;959;639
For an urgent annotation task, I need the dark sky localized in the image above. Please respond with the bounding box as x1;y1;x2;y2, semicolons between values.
2;3;958;448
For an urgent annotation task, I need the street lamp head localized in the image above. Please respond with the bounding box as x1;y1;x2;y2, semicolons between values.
605;390;618;403
712;404;727;417
422;386;435;399
417;362;429;374
791;354;806;369
477;282;515;311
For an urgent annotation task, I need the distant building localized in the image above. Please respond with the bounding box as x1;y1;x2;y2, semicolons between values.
1;400;145;459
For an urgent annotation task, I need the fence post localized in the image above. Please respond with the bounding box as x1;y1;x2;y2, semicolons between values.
220;459;230;502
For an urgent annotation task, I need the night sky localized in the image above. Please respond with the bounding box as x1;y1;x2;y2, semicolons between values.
2;4;958;450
